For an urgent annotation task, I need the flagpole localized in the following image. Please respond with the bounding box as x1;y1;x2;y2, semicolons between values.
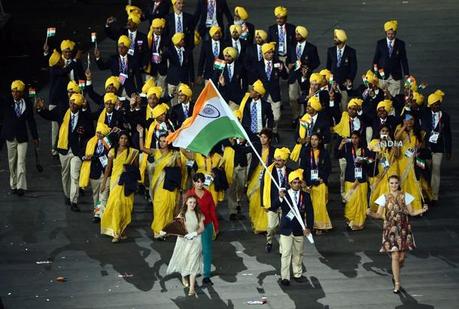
209;80;308;232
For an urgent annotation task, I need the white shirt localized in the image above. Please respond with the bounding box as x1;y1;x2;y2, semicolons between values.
350;117;361;132
226;62;234;79
63;57;75;81
432;111;442;129
256;45;263;61
70;111;79;131
182;102;190;115
386;38;394;49
277;166;286;186
287;188;301;207
206;0;218;26
232;38;241;54
14;99;26;116
375;193;414;207
175;46;184;64
175;12;183;31
295;41;305;58
277;24;287;54
106;112;113;124
310;113;318;128
250;99;263;133
211;39;220;56
128;30;137;46
153;34;161;52
336;45;346;63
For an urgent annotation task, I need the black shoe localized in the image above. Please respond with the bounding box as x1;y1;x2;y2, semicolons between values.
293;276;305;283
280;279;290;286
92;217;101;223
202;277;213;285
273;133;280;144
64;198;71;206
16;189;25;196
229;214;238;221
265;243;272;253
10;189;18;195
79;188;85;196
70;203;81;212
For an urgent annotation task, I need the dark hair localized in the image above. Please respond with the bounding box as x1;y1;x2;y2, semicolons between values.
350;130;361;138
309;133;324;149
388;175;402;191
193;172;205;182
179;195;203;222
115;131;130;158
259;128;273;141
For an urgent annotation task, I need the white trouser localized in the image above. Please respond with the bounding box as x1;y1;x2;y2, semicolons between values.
49;104;58;155
6;139;28;190
59;151;82;203
430;152;443;201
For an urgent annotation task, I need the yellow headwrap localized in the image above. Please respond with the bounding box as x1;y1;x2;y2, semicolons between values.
295;26;308;39
290;113;312;162
309;73;323;84
253;80;266;96
70;93;84;106
348;98;363;108
171;0;177;4
128;13;141;25
288;168;304;183
334;29;348;42
105;76;121;91
333;111;351;138
274;6;288;17
147;86;162;99
60;40;75;51
11;80;25;92
230;24;242;35
223;46;238;59
237;92;250;121
255;29;268;41
235;6;248;20
274;147;290;161
368;139;381;153
58;94;84;151
384;20;398;32
194;31;201;46
428;90;445;106
118;35;131;47
365;70;379;85
104;93;118;104
142;78;156;94
125;5;142;16
412;92;424;105
308;96;322;112
178;83;192;97
67;80;81;93
152;18;166;28
49;49;61;67
172;32;185;46
261;42;275;55
377;99;392;112
209;26;221;37
319;69;332;82
96;122;111;135
152;103;169;119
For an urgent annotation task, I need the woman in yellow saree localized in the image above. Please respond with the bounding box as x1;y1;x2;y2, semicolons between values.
100;132;139;243
138;129;181;239
195;148;226;206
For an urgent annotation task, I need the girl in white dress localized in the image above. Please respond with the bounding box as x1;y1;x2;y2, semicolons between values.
166;195;205;296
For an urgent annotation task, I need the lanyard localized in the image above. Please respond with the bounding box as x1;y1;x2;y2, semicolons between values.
351;146;364;166
310;149;320;168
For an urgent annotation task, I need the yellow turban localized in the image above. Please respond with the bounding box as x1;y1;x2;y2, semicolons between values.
128;13;141;25
384;20;398;32
125;5;142;16
60;40;75;51
274;147;290;161
171;0;177;4
70;93;84;106
11;80;25;92
255;29;268;41
252;80;266;96
368;139;381;153
104;93;118;104
365;70;379;85
427;90;445;107
152;103;169;118
334;29;348;42
178;83;192;97
152;18;166;28
261;42;275;55
105;76;121;91
235;6;249;20
209;26;221;37
118;35;131;47
319;69;332;82
194;31;201;46
230;24;242;35
309;73;323;84
348;98;363;108
274;6;288;17
412;92;424;105
49;49;61;67
288;168;304;183
142;78;156;94
295;26;308;39
308;96;322;112
377;99;392;112
172;32;185;46
67;80;81;93
147;86;163;99
223;46;238;59
96;122;111;136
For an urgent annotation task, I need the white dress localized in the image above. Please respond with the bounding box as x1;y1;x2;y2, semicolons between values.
166;211;203;276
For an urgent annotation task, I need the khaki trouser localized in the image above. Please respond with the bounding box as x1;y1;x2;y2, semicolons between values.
167;84;179;106
340;89;349;113
59;151;82;204
6;139;28;190
430;152;443;201
147;73;166;90
279;234;305;280
266;209;280;245
378;75;402;97
339;158;347;198
267;95;281;133
227;165;247;215
90;176;109;217
140;153;155;199
49;104;58;155
288;81;302;120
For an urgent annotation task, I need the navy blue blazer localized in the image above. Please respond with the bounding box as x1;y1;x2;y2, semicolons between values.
145;0;171;23
299;146;331;186
255;59;288;102
48;60;85;110
193;0;233;38
164;12;195;49
1;97;39;143
267;23;296;56
170;102;195;128
421;110;452;154
198;40;224;79
326;45;357;87
163;46;195;85
286;41;320;84
372;38;409;80
241;98;274;141
211;60;246;104
105;26;149;68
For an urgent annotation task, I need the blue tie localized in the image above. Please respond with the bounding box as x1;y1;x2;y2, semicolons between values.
337;49;342;68
107;114;112;125
388;41;393;57
177;15;183;33
15;102;22;117
213;42;219;57
266;61;272;81
178;48;183;65
296;44;302;60
71;115;76;132
250;103;258;133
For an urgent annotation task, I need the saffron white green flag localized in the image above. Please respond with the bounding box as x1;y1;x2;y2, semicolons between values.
166;80;247;155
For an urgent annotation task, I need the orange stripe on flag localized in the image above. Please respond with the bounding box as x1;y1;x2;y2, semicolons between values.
166;82;218;144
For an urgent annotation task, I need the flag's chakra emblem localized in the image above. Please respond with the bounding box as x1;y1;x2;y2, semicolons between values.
199;104;220;118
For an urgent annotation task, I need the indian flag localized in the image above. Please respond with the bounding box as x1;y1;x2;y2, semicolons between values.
47;27;56;37
166;80;247;155
91;32;97;43
213;58;226;71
